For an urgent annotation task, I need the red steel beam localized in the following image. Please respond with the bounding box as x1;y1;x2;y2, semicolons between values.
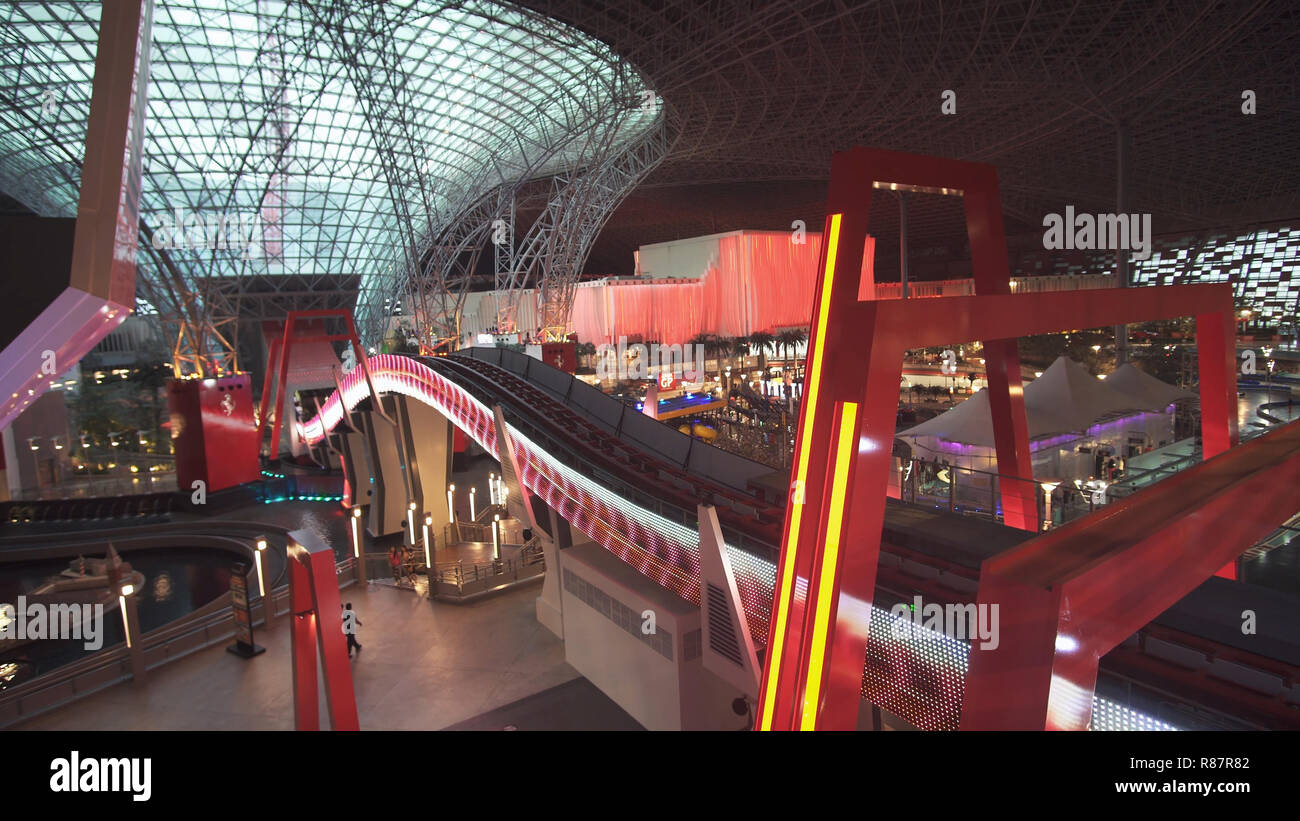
756;146;1237;731
288;529;360;731
257;310;376;458
961;419;1300;730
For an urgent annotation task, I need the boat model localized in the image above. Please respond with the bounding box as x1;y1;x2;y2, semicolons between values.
30;544;146;600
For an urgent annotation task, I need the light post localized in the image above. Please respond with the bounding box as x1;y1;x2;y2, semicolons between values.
406;501;417;545
423;513;433;569
119;582;145;684
470;486;477;521
488;472;497;505
255;536;272;624
118;583;134;648
1040;481;1061;531
350;507;365;583
492;514;501;562
447;484;456;523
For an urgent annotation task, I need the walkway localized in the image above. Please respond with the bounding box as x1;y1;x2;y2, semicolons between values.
13;582;585;730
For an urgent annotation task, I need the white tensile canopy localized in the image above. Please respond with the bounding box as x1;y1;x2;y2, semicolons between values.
1105;362;1196;409
899;356;1178;446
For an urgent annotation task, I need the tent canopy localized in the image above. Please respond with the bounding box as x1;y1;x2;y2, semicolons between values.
899;356;1183;447
1106;362;1196;409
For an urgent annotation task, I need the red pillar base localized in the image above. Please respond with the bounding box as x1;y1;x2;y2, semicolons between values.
168;374;259;493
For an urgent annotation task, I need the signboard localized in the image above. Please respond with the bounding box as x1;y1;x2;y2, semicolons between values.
227;561;264;658
541;341;576;373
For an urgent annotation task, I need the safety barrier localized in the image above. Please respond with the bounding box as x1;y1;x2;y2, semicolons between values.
428;538;546;600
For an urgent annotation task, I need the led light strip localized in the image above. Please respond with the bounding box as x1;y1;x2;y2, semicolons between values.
761;212;842;729
799;401;858;729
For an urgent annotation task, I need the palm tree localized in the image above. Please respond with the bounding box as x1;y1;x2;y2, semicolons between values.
729;337;750;367
688;333;718;376
748;330;777;373
775;328;807;373
702;335;729;377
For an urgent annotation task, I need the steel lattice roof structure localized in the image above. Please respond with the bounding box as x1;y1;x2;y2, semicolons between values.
0;0;661;370
516;0;1300;275
1;0;1297;363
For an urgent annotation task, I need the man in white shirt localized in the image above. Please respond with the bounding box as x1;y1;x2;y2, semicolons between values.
341;602;362;658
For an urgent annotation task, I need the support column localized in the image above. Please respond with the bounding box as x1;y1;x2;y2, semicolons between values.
1196;299;1241;579
492;405;537;528
0;0;150;428
359;400;405;538
288;527;359;731
393;395;453;546
697;504;761;697
898;191;910;299
965;171;1037;531
337;430;372;509
492;405;560;634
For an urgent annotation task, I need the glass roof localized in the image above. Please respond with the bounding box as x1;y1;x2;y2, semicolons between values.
0;0;657;331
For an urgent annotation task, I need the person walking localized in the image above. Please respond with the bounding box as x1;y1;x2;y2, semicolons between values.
389;545;403;585
341;603;362;658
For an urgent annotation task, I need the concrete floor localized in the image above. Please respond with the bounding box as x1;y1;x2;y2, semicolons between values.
6;455;647;731
14;581;586;731
445;677;644;731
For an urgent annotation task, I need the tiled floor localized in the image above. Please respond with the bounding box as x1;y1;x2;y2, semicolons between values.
445;677;644;731
14;581;584;731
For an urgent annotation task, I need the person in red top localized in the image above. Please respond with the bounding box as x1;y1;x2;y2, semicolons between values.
389;546;402;584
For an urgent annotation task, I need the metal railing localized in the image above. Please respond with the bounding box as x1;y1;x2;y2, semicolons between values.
865;273;1116;300
7;471;180;502
893;456;1106;530
427;537;546;599
0;552;359;728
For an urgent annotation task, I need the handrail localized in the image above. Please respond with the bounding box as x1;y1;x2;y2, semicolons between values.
0;520;296;590
427;536;546;596
0;553;358;728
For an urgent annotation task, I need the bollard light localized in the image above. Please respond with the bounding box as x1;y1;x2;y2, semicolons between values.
350;507;362;559
254;536;268;596
423;514;433;568
492;514;501;561
470;487;477;521
407;501;417;545
447;484;456;523
119;583;134;647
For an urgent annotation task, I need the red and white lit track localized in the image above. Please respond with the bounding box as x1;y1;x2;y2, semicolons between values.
298;352;1185;732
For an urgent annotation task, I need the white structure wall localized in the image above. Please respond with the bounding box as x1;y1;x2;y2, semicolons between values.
557;542;745;731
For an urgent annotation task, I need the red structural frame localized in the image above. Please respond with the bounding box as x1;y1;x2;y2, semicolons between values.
256;310;381;459
755;146;1239;731
962;419;1300;729
288;529;360;731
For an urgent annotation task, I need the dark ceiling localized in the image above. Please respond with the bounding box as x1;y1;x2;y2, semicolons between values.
517;0;1300;278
